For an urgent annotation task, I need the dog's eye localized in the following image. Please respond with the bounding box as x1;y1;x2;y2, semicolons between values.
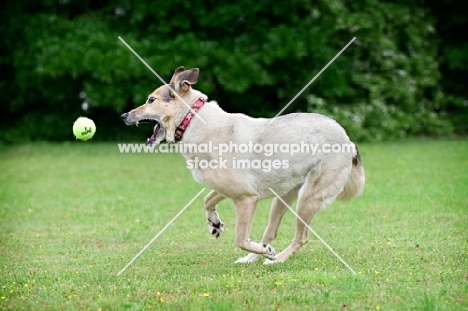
147;97;156;104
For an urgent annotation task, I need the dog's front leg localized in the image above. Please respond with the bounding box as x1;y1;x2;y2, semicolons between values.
204;190;226;238
233;196;276;261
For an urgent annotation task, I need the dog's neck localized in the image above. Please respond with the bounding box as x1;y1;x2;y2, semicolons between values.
174;97;206;141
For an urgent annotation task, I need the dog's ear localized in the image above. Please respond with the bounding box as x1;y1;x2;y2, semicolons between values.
173;68;199;93
170;66;186;85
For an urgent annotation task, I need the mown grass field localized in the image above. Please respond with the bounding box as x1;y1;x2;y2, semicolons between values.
0;140;467;310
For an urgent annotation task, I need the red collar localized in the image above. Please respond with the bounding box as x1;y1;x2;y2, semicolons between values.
174;97;206;141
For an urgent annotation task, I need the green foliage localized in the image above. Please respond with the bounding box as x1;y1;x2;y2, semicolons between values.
306;1;453;141
425;0;468;133
0;0;463;143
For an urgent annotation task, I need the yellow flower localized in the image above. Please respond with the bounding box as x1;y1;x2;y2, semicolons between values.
203;293;209;297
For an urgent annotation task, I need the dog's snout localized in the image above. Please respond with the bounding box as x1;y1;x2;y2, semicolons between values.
121;113;128;120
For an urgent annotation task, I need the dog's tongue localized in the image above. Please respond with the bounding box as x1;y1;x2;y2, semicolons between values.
146;122;160;146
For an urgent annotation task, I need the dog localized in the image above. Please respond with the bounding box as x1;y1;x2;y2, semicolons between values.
121;66;365;264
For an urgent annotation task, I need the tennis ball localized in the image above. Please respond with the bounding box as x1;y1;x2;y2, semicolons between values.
73;117;96;141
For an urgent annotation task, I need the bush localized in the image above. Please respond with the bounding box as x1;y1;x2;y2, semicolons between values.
0;0;458;143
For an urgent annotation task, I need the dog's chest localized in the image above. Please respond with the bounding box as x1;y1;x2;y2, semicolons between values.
190;168;208;184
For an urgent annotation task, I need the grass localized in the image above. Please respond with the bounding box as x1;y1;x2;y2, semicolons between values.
0;139;467;310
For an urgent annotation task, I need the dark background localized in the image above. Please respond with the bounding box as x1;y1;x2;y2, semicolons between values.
1;0;466;143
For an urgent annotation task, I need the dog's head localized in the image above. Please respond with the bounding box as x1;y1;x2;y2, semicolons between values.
121;66;201;144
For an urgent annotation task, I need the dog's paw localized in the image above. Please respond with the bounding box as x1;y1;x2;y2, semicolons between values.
263;244;276;260
209;221;224;238
263;258;278;265
206;211;224;238
235;253;261;264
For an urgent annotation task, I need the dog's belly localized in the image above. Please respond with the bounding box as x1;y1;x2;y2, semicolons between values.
189;160;314;199
190;167;261;198
250;159;320;198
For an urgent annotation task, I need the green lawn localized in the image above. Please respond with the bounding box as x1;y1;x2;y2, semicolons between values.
0;140;467;310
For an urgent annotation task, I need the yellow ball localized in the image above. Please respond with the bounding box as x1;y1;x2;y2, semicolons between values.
73;117;96;141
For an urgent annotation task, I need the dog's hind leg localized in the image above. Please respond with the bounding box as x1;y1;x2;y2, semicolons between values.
204;190;226;238
232;196;276;261
265;164;351;264
235;185;300;264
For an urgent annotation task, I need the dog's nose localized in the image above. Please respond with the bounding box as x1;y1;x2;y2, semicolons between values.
121;113;128;119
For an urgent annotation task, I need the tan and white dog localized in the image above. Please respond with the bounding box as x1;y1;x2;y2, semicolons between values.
121;66;365;264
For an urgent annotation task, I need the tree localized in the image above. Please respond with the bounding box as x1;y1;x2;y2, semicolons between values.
0;0;457;143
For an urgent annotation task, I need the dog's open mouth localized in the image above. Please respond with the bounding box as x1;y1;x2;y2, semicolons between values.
147;121;161;145
135;118;165;146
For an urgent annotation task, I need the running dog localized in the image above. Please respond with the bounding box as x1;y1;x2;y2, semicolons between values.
121;66;365;264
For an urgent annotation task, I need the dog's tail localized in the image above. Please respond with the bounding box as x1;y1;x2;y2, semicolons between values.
337;143;365;201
